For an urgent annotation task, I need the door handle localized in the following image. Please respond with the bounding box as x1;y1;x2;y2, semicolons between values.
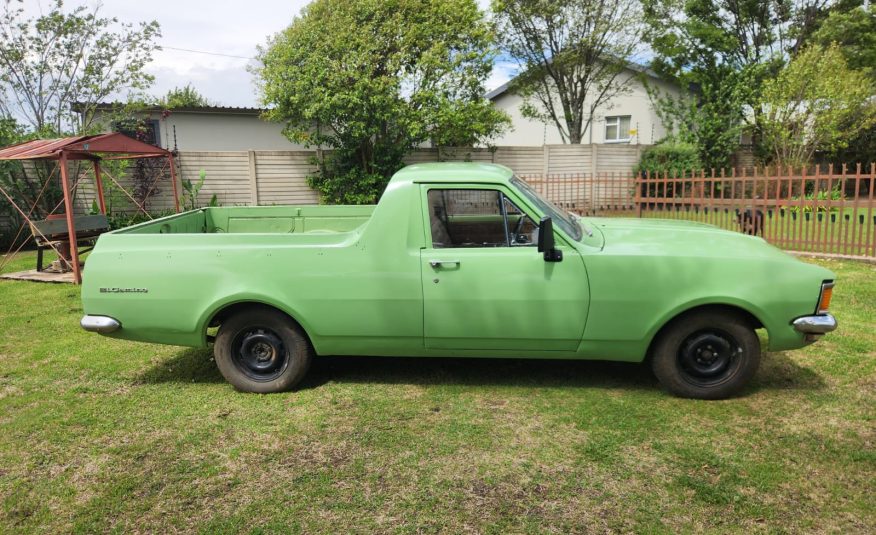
429;259;461;268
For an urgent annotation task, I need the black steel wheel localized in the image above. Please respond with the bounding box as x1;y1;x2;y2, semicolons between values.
214;307;313;393
231;327;288;382
652;310;761;399
677;329;740;387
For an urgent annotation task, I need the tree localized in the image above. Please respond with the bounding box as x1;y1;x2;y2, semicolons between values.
645;0;836;83
0;114;23;238
255;0;508;204
810;4;876;77
0;0;160;136
160;84;212;109
759;44;876;168
643;0;838;167
492;0;645;144
646;69;753;170
810;4;876;165
0;113;19;148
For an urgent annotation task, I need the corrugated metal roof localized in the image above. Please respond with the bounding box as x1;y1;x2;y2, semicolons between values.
0;133;170;161
0;136;90;160
74;102;267;114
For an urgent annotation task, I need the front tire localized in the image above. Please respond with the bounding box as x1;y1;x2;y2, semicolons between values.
651;311;761;399
214;307;312;393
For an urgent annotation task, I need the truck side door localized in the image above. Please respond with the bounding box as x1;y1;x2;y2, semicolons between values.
420;185;589;351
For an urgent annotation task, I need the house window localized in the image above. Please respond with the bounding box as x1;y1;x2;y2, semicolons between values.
605;116;631;143
112;118;161;147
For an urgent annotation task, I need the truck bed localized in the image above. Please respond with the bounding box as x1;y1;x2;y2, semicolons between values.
116;205;375;235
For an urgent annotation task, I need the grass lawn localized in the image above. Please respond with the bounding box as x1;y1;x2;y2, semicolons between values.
0;251;874;533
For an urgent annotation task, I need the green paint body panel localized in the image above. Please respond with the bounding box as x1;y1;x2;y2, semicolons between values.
81;162;836;361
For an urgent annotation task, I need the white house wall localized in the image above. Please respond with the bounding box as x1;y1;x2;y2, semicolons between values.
91;110;309;152
151;112;308;151
489;74;679;147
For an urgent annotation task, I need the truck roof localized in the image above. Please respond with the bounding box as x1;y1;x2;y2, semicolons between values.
390;162;514;185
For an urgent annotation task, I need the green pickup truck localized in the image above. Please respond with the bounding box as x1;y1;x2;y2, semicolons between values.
80;163;837;399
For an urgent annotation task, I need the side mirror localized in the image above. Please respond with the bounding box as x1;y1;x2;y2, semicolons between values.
537;216;563;262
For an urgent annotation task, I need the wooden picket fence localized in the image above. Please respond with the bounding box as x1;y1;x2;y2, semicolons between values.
520;164;876;259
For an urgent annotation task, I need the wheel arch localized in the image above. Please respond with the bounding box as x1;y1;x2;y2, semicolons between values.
201;298;317;352
643;302;767;362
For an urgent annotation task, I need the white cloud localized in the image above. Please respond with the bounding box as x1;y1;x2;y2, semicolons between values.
486;59;520;93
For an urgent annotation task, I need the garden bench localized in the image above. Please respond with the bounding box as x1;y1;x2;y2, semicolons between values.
29;214;109;272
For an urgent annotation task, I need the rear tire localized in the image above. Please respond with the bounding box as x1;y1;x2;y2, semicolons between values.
651;311;761;399
214;307;312;393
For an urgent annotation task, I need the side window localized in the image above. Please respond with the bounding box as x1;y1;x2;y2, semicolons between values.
427;189;537;248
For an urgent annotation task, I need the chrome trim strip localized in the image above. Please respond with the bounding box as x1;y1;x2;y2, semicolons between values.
792;314;837;335
80;315;121;334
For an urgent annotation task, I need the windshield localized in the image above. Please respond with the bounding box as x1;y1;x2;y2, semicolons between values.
510;176;586;241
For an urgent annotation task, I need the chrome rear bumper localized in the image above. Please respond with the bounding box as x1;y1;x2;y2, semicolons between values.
792;314;837;335
80;315;121;334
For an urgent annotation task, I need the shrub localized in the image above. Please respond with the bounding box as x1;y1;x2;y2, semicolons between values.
636;139;702;177
784;187;844;213
307;166;387;205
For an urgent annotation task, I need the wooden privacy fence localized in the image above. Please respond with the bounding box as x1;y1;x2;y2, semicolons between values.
521;164;876;259
169;145;648;207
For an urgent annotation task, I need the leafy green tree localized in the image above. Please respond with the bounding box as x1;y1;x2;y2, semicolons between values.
160;84;212;109
810;4;876;165
646;71;752;170
810;4;876;77
492;0;645;144
255;0;508;204
643;0;838;168
0;115;23;238
0;114;19;147
645;0;835;82
0;0;160;136
759;44;876;168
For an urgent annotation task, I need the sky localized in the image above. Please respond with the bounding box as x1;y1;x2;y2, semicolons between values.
22;0;518;107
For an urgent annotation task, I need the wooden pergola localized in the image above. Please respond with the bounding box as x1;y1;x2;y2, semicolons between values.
0;133;180;284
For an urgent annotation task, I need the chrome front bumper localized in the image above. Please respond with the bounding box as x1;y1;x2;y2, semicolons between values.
792;314;837;335
80;315;121;334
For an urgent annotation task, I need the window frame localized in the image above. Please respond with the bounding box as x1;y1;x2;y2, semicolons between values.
111;118;162;147
148;119;162;148
422;185;538;250
501;192;539;247
604;115;632;143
